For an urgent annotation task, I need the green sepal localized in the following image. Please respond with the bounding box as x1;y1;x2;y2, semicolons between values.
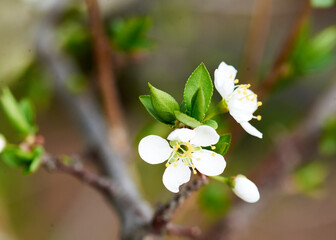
139;95;172;125
213;134;231;155
190;87;205;121
184;63;213;115
203;120;218;130
149;83;180;124
174;111;202;128
23;146;44;175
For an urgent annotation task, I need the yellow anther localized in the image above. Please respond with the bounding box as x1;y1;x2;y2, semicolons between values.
193;170;197;174
234;79;239;84
251;98;255;101
165;163;170;167
211;146;216;150
211;152;216;157
184;162;188;166
237;90;241;94
173;163;177;167
247;84;251;88
257;115;262;121
230;74;233;79
196;158;201;161
192;164;195;168
174;158;179;161
254;94;258;97
243;91;247;95
200;150;204;153
258;101;262;106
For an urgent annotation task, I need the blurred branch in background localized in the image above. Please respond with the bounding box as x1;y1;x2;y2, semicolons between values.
84;0;130;155
34;0;152;238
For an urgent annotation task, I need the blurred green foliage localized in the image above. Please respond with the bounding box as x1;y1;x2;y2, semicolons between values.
199;181;231;217
319;116;336;156
108;17;154;53
293;161;328;194
310;0;335;8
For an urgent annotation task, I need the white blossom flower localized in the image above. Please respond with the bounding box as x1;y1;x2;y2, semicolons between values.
138;125;226;193
214;61;263;138
232;175;260;203
0;135;6;153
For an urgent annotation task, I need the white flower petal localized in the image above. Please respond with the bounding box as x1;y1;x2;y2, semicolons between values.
167;128;195;142
162;160;191;193
227;88;258;123
192;150;226;176
190;125;220;147
214;61;237;99
232;175;260;203
138;135;172;164
240;122;263;139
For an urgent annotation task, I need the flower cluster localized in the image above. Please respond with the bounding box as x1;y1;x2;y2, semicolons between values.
138;61;261;203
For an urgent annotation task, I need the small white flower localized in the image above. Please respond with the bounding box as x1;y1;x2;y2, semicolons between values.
138;125;226;193
232;175;260;203
214;61;263;138
0;135;6;153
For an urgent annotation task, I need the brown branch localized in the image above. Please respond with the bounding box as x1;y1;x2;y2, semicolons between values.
150;177;208;235
84;0;129;154
257;0;312;98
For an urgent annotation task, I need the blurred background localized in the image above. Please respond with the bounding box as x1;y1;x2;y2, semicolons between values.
0;0;335;239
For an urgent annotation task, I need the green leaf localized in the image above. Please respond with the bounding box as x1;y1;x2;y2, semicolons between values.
190;88;205;121
310;0;335;8
184;63;213;115
174;111;201;128
149;83;180;124
0;88;34;135
203;120;218;129
139;95;171;125
213;134;231;155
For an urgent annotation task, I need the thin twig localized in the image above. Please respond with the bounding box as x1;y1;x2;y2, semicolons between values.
85;0;129;154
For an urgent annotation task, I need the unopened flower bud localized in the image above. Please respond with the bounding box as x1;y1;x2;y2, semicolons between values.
232;175;260;203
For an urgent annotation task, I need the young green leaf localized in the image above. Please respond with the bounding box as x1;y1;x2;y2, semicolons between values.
0;88;33;135
190;88;205;121
184;63;213;115
203;119;218;130
0;146;31;168
174;111;202;128
149;83;180;124
213;134;231;155
139;95;172;125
